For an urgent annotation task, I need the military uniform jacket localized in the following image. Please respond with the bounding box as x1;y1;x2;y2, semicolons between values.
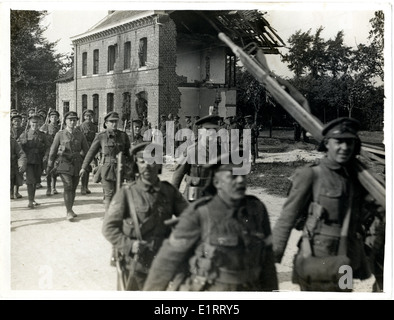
82;129;131;181
40;122;60;147
18;129;50;164
10;137;26;177
172;142;221;190
143;194;278;291
272;156;371;279
77;121;97;147
48;129;89;176
10;126;24;140
102;178;189;273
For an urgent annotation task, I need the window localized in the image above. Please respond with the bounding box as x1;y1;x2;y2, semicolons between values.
122;92;131;123
82;52;87;76
138;38;147;67
93;49;99;74
108;45;116;72
63;101;70;115
205;56;210;81
82;94;88;111
93;94;99;123
124;41;131;70
225;53;236;87
107;93;114;113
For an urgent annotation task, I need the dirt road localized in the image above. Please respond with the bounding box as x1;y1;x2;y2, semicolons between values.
7;158;376;298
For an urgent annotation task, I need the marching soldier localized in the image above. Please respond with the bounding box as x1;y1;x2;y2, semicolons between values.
172;114;223;202
27;107;36;119
244;115;259;164
273;117;384;292
40;110;61;196
130;119;145;148
10;108;19;118
10;114;25;198
47;111;89;221
20;113;28;129
102;142;189;290
143;150;278;291
79;111;132;213
77;109;98;195
10;114;24;140
10;137;27;200
18;115;50;208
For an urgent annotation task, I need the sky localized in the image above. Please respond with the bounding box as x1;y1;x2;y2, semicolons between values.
36;4;382;78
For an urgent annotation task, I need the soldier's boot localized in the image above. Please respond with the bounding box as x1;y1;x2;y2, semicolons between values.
64;191;75;221
14;185;22;198
70;190;77;218
10;187;15;200
85;173;91;194
52;177;58;194
27;184;35;209
46;176;52;196
80;174;87;195
31;185;40;206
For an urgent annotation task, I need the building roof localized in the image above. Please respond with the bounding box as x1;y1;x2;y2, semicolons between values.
70;10;284;54
56;68;74;83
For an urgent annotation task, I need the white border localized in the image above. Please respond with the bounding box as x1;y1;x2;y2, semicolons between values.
1;0;393;301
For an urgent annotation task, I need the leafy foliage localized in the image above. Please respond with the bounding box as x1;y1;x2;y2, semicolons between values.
11;10;69;113
236;11;384;130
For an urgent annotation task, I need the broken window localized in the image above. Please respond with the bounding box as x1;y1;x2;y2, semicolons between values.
138;37;147;67
205;56;210;81
122;92;131;124
93;49;99;74
124;41;131;70
225;53;236;87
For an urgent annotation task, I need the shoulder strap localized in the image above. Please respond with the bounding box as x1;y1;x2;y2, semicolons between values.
311;165;322;203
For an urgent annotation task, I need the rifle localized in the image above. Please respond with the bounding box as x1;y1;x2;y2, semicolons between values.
218;32;386;210
130;118;135;143
45;108;52;125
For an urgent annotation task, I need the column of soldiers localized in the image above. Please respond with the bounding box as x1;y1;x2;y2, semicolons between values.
10;107;385;293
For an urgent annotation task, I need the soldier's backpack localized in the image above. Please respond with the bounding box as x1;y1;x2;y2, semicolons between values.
293;165;352;291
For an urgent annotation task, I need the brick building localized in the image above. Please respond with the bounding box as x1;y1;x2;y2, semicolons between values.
56;10;284;128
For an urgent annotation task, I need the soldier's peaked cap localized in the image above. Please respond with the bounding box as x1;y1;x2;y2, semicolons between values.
131;142;162;158
104;111;119;122
28;114;41;121
322;117;360;139
132;119;143;126
82;109;94;117
318;117;361;152
49;110;60;117
11;114;22;121
195;114;220;129
62;111;78;125
204;149;247;172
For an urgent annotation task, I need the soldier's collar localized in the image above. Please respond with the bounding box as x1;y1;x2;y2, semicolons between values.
320;156;344;170
137;177;161;192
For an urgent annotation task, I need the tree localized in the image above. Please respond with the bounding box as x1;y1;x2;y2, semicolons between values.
11;10;67;113
280;12;384;129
